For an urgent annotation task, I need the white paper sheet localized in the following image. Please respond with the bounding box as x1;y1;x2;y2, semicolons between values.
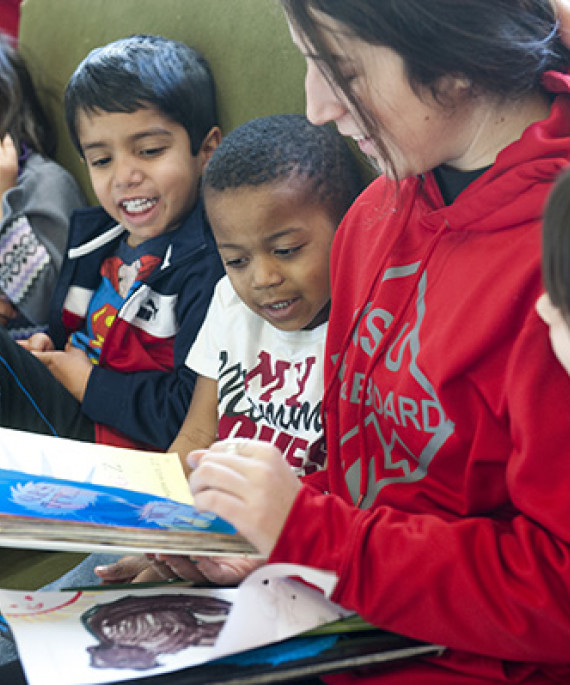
0;427;191;503
213;563;352;657
0;563;350;685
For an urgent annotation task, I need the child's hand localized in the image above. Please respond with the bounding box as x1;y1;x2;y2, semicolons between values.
32;343;92;401
95;554;209;584
94;555;162;584
188;439;302;558
18;332;55;352
97;551;263;586
133;553;263;586
189;555;265;586
0;134;18;202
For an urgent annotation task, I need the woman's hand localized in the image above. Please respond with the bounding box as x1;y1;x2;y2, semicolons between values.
188;439;302;558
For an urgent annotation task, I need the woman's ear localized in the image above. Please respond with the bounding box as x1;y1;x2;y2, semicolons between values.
433;74;473;106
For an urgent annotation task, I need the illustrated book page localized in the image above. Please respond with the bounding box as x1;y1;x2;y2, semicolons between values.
0;428;255;556
0;564;443;685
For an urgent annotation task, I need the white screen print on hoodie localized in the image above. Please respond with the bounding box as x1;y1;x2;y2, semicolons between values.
340;263;455;508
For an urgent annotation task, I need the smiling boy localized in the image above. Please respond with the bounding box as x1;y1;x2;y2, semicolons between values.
0;34;224;450
77;105;210;249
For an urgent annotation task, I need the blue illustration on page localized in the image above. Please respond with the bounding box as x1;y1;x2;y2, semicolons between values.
0;468;236;534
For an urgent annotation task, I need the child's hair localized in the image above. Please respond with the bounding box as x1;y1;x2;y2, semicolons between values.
0;33;56;157
542;167;570;322
203;113;364;224
279;0;570;180
64;34;218;156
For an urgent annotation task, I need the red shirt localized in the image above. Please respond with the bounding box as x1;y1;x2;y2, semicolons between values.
0;0;21;41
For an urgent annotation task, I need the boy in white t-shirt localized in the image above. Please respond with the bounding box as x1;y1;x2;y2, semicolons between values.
172;114;363;478
94;114;364;585
180;275;328;476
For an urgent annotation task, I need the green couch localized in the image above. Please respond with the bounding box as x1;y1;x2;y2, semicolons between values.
18;0;307;203
0;0;307;590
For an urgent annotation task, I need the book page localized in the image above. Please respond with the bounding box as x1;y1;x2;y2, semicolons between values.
0;565;351;685
0;467;254;556
0;427;191;504
0;585;236;685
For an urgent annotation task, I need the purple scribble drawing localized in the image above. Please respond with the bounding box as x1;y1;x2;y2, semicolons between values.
81;593;232;670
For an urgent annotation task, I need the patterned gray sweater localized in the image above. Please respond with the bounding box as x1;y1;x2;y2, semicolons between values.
0;152;86;339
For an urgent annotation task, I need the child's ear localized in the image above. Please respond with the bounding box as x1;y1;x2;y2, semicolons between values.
198;126;222;172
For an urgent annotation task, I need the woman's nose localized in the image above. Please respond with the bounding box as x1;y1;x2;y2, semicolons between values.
305;61;346;126
536;292;556;325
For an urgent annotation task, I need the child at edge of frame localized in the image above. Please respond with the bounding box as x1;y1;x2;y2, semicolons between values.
0;33;87;340
536;165;570;374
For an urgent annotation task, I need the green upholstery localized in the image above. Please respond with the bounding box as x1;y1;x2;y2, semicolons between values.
0;0;306;592
18;0;307;203
0;549;87;590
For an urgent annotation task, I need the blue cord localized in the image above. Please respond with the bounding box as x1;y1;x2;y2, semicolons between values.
0;614;11;638
0;353;58;437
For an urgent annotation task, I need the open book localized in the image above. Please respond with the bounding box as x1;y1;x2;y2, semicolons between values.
0;427;256;557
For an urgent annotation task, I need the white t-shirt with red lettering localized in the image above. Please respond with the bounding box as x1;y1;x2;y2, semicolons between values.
185;276;326;476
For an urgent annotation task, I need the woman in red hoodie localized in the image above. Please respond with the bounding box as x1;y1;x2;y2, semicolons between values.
188;1;570;683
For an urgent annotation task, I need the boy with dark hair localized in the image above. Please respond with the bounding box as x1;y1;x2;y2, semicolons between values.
201;112;361;220
0;34;224;450
171;113;364;474
64;34;217;158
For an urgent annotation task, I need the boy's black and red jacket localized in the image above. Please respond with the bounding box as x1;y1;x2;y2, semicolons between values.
48;199;224;450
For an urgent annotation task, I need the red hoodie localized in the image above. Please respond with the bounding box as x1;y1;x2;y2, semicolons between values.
269;72;570;684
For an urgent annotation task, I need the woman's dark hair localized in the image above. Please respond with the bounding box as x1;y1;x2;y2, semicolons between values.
0;32;56;157
65;34;218;156
542;167;570;322
203;113;364;225
279;0;570;179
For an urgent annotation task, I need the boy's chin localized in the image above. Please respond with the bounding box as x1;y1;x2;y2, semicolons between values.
303;304;330;331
